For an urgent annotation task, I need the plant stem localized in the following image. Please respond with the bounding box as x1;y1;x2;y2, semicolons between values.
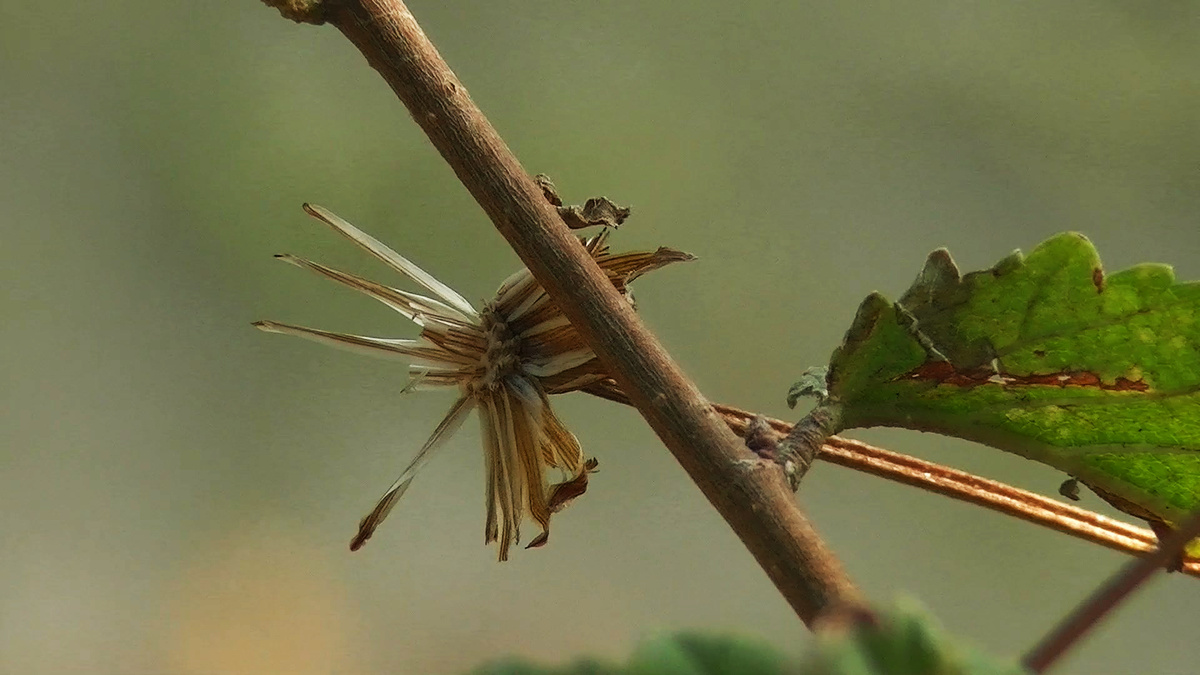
261;0;863;628
773;403;843;489
583;376;1198;578
1022;507;1200;673
709;403;1200;579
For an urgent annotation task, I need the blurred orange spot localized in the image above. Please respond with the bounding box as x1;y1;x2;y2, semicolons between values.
166;526;359;674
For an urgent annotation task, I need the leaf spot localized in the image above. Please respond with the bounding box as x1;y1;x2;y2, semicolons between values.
901;361;1149;392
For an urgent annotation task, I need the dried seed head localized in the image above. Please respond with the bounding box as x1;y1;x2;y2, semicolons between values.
256;205;692;560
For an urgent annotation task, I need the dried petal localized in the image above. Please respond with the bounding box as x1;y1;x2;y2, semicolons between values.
252;321;468;368
350;395;475;551
303;204;478;319
275;254;475;328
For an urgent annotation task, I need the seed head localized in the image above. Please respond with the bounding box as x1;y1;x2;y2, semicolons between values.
255;204;692;560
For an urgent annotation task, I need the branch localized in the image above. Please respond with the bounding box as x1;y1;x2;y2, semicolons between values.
261;0;863;628
711;403;1200;579
1022;507;1200;673
571;377;1200;577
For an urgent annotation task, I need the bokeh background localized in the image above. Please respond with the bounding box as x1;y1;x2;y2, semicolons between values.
3;2;1199;673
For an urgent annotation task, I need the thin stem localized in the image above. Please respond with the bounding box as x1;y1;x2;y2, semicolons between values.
1022;508;1200;673
711;403;1200;579
576;380;1200;577
263;0;863;628
773;403;842;489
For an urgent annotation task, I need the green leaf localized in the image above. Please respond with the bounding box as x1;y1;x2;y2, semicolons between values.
466;603;1027;675
626;633;794;675
821;232;1200;532
798;600;1028;675
467;633;793;675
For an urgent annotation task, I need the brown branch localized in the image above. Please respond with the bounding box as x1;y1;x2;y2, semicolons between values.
712;404;1200;579
1022;507;1200;673
578;379;1199;576
261;0;863;628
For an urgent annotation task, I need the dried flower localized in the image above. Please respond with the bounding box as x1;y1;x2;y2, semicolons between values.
255;204;692;560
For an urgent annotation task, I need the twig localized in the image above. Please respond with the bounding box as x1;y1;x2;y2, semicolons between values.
1022;508;1200;673
260;0;863;628
712;403;1200;579
581;377;1199;577
772;404;842;489
572;376;1200;577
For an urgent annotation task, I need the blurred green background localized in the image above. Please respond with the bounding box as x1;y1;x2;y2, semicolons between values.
3;2;1198;673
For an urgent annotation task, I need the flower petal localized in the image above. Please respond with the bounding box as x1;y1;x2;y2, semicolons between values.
252;320;472;368
536;391;586;475
274;254;476;329
597;247;697;286
521;347;596;378
404;368;465;389
517;314;571;339
502;373;585;476
504;385;550;537
583;230;611;254
506;286;549;323
481;397;500;546
529;458;599;550
498;390;529;552
493;268;538;314
350;394;476;551
548;458;598;512
303;204;479;320
540;369;607;395
480;392;518;561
